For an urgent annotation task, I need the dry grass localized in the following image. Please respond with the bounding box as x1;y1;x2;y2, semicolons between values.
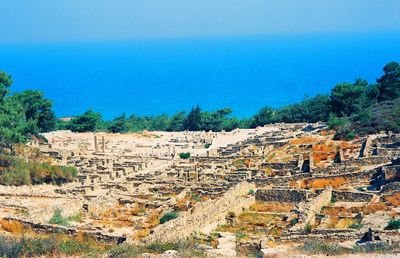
362;202;391;215
144;211;161;228
335;218;355;229
384;192;400;207
0;219;24;234
321;206;351;217
133;229;150;240
238;212;276;227
175;195;192;211
250;202;293;213
289;137;320;145
296;177;348;189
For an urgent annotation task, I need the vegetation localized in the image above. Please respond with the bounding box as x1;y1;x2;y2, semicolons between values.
48;208;82;226
0;155;77;186
0;232;204;258
0;71;57;152
299;239;400;255
385;219;400;230
159;212;179;224
179;152;191;159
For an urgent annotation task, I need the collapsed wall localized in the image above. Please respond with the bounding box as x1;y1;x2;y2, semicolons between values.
143;181;256;243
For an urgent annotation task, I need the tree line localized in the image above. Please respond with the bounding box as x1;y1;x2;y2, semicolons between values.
1;61;399;150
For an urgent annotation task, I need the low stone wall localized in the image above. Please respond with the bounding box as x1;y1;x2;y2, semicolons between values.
255;189;308;203
144;182;256;243
281;228;363;242
3;217;126;244
332;190;374;202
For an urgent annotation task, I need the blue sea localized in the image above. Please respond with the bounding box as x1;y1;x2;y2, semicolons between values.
1;33;399;120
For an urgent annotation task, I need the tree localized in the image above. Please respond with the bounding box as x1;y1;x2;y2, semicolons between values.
167;112;185;131
0;99;30;152
330;80;366;117
69;110;102;132
201;108;233;131
0;70;12;102
251;107;275;127
107;113;127;133
183;105;202;131
275;95;331;123
0;71;29;152
12;90;56;133
377;61;400;102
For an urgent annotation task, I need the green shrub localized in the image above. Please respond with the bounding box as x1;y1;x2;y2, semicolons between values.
0;155;77;186
48;208;81;226
20;237;57;256
290;218;298;226
328;114;348;129
48;208;69;226
300;240;347;255
385;219;400;230
179;152;191;159
159;212;179;224
58;239;93;255
248;189;255;195
235;232;246;239
108;244;144;258
0;236;23;258
304;223;312;233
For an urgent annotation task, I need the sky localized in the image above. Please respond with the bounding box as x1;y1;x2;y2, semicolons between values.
1;0;400;44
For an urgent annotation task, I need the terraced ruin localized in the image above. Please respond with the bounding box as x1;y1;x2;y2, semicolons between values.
1;123;400;257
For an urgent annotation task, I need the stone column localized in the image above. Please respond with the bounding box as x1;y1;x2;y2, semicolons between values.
101;136;105;153
94;135;98;153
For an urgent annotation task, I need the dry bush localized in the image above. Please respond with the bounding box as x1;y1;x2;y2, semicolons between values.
362;202;391;215
244;159;253;168
211;239;219;248
326;216;339;228
384;192;400;207
175;195;192;211
250;202;293;213
0;219;24;234
144;211;161;228
130;204;145;215
335;218;355;229
133;229;150;240
238;212;275;227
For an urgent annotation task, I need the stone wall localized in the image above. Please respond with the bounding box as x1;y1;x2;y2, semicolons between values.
3;217;126;244
143;182;256;243
255;189;308;203
332;190;374;202
297;187;332;228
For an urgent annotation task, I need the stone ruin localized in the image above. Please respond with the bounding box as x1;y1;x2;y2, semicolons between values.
1;123;400;256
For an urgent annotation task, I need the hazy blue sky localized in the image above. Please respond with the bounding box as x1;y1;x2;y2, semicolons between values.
1;0;400;43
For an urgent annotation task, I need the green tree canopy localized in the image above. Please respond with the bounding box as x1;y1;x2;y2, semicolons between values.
69;110;102;132
107;113;127;133
183;105;202;131
0;70;12;101
251;107;275;127
12;90;56;133
330;80;366;117
167;112;185;131
377;61;400;102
